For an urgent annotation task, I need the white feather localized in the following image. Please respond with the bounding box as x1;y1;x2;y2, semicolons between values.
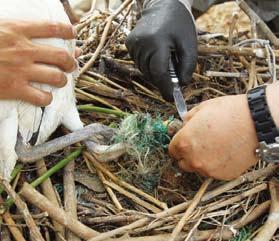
0;0;83;179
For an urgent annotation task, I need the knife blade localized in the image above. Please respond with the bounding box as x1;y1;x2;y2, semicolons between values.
169;55;188;120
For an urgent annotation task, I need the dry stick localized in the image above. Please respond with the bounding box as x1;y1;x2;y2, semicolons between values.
103;180;162;213
206;183;267;212
87;166;276;241
75;88;121;111
254;180;279;241
1;207;26;241
238;0;279;47
120;200;271;241
64;161;81;241
85;152;168;210
203;164;278;201
168;179;212;241
247;8;258;91
80;0;133;75
97;170;123;211
36;160;65;241
198;45;279;58
20;183;99;240
0;179;45;241
234;200;270;228
84;155;123;211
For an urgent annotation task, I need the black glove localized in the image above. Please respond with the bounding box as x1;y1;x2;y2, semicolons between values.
126;0;197;101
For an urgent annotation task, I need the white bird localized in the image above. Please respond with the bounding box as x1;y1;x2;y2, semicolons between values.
0;0;85;179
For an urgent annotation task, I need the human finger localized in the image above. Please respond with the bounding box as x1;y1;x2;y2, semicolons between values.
28;64;67;88
17;21;76;39
20;85;53;106
33;44;76;72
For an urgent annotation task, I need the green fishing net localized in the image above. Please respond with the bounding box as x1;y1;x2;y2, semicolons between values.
113;113;171;193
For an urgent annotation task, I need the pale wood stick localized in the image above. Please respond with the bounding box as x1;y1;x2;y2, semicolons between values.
20;183;99;240
2;211;26;241
85;152;168;210
75;88;121;111
64;161;81;241
168;179;212;241
254;180;279;241
198;45;279;58
86;166;274;241
238;0;279;47
11;212;49;220
0;179;45;241
37;160;65;241
103;180;161;213
203;164;278;201
234;200;270;228
206;183;267;212
97;170;123;211
84;155;123;211
80;0;132;74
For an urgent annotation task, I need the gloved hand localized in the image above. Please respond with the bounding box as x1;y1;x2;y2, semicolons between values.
126;0;197;101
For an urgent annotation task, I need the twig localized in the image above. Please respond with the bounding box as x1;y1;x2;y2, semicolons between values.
80;0;133;74
238;0;279;47
64;161;81;241
97;170;123;211
168;179;212;241
37;159;65;241
5;148;83;210
0;177;45;241
85;152;168;210
206;183;267;212
103;180;162;213
20;183;99;240
1;202;26;241
254;180;279;241
75;88;121;111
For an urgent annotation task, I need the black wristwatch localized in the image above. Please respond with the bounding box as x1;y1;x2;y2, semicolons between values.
247;85;279;162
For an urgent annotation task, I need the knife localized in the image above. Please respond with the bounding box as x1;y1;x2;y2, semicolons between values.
169;54;188;120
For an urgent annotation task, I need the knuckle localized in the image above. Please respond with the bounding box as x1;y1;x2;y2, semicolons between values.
53;71;67;87
175;139;192;153
35;93;53;106
47;23;59;35
58;50;71;64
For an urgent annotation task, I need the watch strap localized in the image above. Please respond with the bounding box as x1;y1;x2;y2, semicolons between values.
247;85;279;144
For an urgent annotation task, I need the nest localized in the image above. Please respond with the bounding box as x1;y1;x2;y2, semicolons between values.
1;1;279;241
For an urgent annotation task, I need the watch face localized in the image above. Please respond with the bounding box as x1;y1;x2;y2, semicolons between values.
257;141;279;163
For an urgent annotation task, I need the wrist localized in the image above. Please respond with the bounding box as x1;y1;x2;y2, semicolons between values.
266;83;279;128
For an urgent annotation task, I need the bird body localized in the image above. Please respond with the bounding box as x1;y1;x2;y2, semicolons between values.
0;0;83;178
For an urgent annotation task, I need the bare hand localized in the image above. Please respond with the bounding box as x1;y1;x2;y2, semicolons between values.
0;20;77;106
169;95;259;180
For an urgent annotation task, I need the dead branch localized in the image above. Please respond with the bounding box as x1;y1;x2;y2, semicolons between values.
254;180;279;241
0;178;45;241
20;182;99;240
64;161;81;241
37;159;65;241
238;0;279;47
168;179;212;241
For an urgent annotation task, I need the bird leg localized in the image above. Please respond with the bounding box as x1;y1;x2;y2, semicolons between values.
84;141;127;162
16;124;114;163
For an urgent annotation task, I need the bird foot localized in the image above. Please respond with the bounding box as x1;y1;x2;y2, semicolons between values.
16;123;114;163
